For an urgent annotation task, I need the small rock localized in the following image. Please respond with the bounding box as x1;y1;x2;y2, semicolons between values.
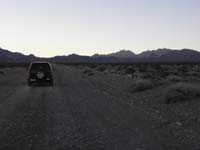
170;121;182;128
175;121;182;126
155;110;160;114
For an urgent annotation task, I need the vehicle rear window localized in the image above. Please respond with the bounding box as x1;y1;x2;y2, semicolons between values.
30;63;51;71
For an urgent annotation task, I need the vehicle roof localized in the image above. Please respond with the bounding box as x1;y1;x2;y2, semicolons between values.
28;61;53;70
30;61;51;64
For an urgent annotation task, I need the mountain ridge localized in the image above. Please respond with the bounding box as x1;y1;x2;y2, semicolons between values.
0;47;200;63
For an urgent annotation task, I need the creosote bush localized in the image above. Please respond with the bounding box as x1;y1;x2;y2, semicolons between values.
116;65;123;71
130;79;153;92
167;75;182;82
83;68;94;76
96;65;106;72
164;83;200;104
0;63;29;69
125;66;135;74
89;64;98;69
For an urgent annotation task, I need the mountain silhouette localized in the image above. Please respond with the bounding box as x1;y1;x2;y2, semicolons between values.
138;48;172;58
50;54;92;63
0;48;39;62
0;47;200;63
93;50;136;58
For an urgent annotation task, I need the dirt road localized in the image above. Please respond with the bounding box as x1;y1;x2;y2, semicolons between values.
0;65;194;150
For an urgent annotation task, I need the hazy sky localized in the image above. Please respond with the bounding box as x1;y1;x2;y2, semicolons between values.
0;0;199;57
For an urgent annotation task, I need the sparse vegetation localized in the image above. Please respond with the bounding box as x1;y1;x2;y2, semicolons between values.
138;64;148;73
167;75;182;82
96;65;106;72
1;61;200;149
125;66;135;74
189;71;200;78
89;64;98;69
65;63;200;82
177;65;189;76
83;68;94;76
116;65;123;72
164;83;200;104
0;63;29;69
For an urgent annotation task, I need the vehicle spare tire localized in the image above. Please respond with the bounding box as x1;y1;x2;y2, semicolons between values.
36;72;44;79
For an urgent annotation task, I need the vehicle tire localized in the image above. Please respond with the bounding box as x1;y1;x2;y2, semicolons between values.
28;80;32;86
50;80;54;86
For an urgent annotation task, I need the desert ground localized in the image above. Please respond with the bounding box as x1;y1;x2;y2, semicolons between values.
0;63;200;150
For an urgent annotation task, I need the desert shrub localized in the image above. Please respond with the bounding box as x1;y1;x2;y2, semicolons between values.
177;65;189;76
122;65;128;70
144;72;157;80
0;63;29;69
192;65;200;72
167;75;182;82
89;64;98;69
96;65;106;72
75;65;84;69
153;64;162;71
138;65;147;73
116;65;123;71
83;68;94;76
125;66;135;74
170;70;178;75
154;65;170;78
130;79;154;92
189;71;200;77
158;70;169;78
164;83;200;104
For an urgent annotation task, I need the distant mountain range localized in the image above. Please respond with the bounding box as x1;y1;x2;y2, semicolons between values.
0;47;200;63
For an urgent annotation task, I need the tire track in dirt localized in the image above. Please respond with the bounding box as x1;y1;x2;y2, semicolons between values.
0;86;52;150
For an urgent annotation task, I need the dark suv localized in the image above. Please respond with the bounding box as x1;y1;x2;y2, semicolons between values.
27;62;54;86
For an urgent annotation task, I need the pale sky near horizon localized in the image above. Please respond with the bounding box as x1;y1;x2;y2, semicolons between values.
0;0;199;57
